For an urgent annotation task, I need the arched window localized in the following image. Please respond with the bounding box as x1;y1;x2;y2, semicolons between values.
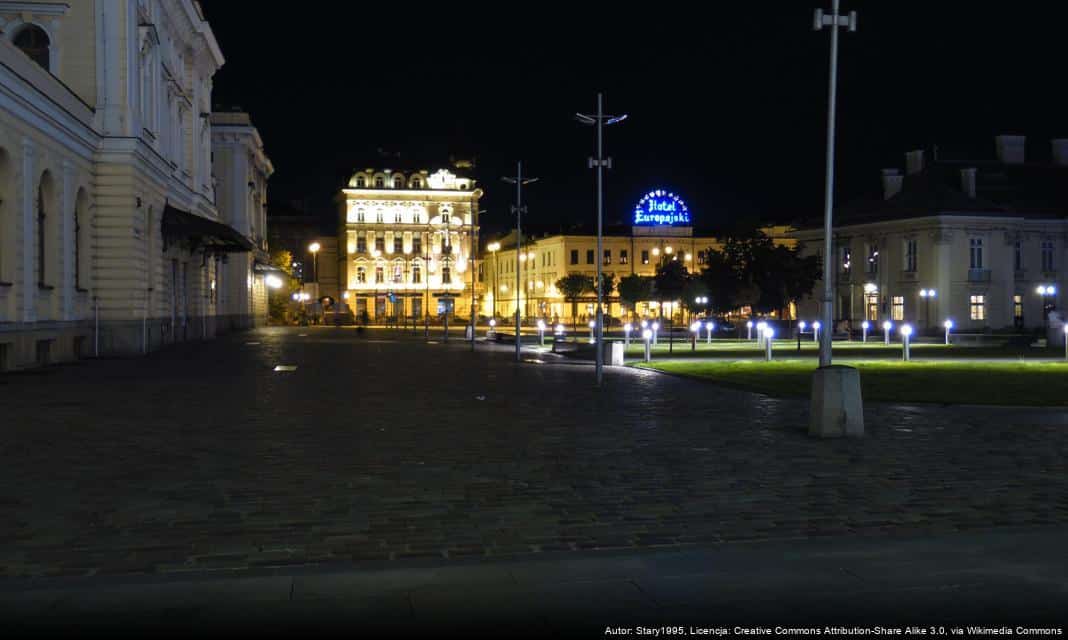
442;265;452;285
393;176;404;189
356;265;367;283
392;262;403;283
374;265;384;283
14;25;50;71
356;208;365;223
411;178;421;189
412;263;421;284
374;176;384;188
355;176;366;188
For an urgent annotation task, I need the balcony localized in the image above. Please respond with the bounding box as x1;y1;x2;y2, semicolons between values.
968;268;991;283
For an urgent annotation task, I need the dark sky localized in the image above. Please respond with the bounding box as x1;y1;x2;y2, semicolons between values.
200;2;1067;236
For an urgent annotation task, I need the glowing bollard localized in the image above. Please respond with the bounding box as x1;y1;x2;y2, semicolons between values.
764;326;775;361
756;321;767;347
488;318;497;339
883;320;892;346
861;320;869;343
690;321;701;351
624;323;633;349
537;319;546;346
746;320;753;340
944;319;953;345
1063;324;1068;360
652;321;660;346
705;321;714;344
900;324;912;361
642;328;653;362
588;320;596;344
812;320;821;343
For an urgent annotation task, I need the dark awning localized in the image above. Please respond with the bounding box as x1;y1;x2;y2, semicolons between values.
162;204;254;253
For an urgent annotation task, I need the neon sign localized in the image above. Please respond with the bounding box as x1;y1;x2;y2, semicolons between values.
633;190;691;226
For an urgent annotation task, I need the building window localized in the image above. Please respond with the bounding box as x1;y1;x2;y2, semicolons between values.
586;249;594;265
374;177;384;188
412;264;421;284
73;206;81;289
36;182;46;286
865;243;878;274
620;249;629;265
356;236;367;253
891;296;904;321
1014;294;1023;321
13;25;50;71
376;209;384;223
355;176;366;188
1015;240;1023;271
412;236;422;255
375;234;384;252
442;212;451;225
356;266;367;283
1041;240;1055;272
570;249;578;265
641;249;649;265
903;239;917;272
442;266;452;284
394;211;403;224
374;266;384;283
393;263;403;283
393;237;403;253
393;176;404;189
356;208;365;223
412;208;422;223
412;178;421;189
603;249;611;265
970;294;986;321
970;238;984;269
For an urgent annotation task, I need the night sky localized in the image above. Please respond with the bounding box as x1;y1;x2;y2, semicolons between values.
199;2;1067;236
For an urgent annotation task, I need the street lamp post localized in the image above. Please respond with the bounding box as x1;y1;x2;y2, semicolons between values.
488;242;500;322
577;92;627;388
470;208;485;352
764;327;775;361
901;324;912;361
882;320;892;345
813;320;821;343
706;321;714;345
642;328;652;362
944;319;953;345
308;242;321;284
813;0;856;369
798;320;806;351
746;320;753;341
690;321;701;351
862;319;869;343
1062;324;1067;360
652;321;660;346
1037;285;1056;335
502;163;538;363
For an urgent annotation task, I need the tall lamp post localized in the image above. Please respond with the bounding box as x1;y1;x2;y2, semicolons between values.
470;208;485;352
811;0;861;438
308;242;321;284
502;163;538;363
488;242;501;322
1037;285;1056;334
577;92;627;388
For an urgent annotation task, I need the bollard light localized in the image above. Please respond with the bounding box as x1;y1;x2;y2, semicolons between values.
624;323;633;349
555;323;565;336
641;319;649;330
652;321;660;346
690;321;701;351
862;320;869;343
943;319;953;345
799;320;807;332
588;319;596;343
705;321;714;344
882;320;892;345
642;328;653;362
1063;324;1068;360
900;324;913;361
746;320;753;340
488;318;497;338
763;326;775;361
756;321;767;346
537;319;546;346
812;320;821;343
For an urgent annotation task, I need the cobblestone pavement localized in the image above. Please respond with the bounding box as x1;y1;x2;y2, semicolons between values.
1;326;1066;578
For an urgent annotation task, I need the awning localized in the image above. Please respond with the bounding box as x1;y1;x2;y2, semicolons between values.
162;204;254;253
253;260;286;275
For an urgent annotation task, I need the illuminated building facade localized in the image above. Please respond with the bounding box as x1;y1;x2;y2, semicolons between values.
338;168;482;322
482;190;794;324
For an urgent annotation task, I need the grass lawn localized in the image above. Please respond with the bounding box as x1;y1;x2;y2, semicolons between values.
633;359;1068;406
622;339;1057;361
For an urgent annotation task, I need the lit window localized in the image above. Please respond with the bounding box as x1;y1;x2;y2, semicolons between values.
641;250;649;265
412;265;421;284
620;249;629;265
1014;294;1023;321
891;296;904;321
970;294;986;321
442;266;452;284
865;243;879;274
375;266;384;283
356;266;367;283
841;246;851;272
393;263;403;283
603;249;611;265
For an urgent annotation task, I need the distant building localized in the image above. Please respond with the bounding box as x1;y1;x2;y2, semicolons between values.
481;189;795;323
790;136;1068;333
0;1;269;370
336;168;483;323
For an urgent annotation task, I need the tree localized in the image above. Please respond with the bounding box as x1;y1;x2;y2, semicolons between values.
618;274;654;320
555;273;594;333
267;249;298;324
654;259;690;353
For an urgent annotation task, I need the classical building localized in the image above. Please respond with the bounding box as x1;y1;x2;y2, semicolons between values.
0;1;270;370
482;190;795;324
790;136;1068;333
337;168;482;322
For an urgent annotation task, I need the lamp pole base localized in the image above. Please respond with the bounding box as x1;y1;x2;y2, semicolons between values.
809;365;865;438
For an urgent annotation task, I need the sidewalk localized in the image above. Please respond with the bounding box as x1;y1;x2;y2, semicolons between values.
3;527;1065;637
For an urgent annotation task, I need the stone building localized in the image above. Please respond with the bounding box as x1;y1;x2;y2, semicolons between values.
0;1;269;370
790;136;1068;334
337;168;482;323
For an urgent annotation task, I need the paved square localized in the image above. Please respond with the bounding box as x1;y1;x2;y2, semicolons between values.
1;327;1066;578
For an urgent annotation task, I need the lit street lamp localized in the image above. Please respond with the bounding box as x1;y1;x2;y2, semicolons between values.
764;326;775;361
812;320;821;343
861;320;869;343
883;320;892;345
537;319;546;346
944;319;953;345
746;320;753;340
1037;285;1057;333
705;321;714;344
308;242;321;283
642;328;653;362
900;324;913;361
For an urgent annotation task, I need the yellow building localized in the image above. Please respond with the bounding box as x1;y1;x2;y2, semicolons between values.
481;190;795;324
337;168;482;323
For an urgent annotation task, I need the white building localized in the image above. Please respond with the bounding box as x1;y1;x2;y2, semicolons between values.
791;136;1068;334
0;1;269;370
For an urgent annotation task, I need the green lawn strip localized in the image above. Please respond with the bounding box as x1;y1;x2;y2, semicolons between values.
622;340;1057;361
634;359;1068;406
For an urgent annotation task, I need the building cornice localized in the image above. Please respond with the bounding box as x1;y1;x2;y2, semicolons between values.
0;2;70;17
